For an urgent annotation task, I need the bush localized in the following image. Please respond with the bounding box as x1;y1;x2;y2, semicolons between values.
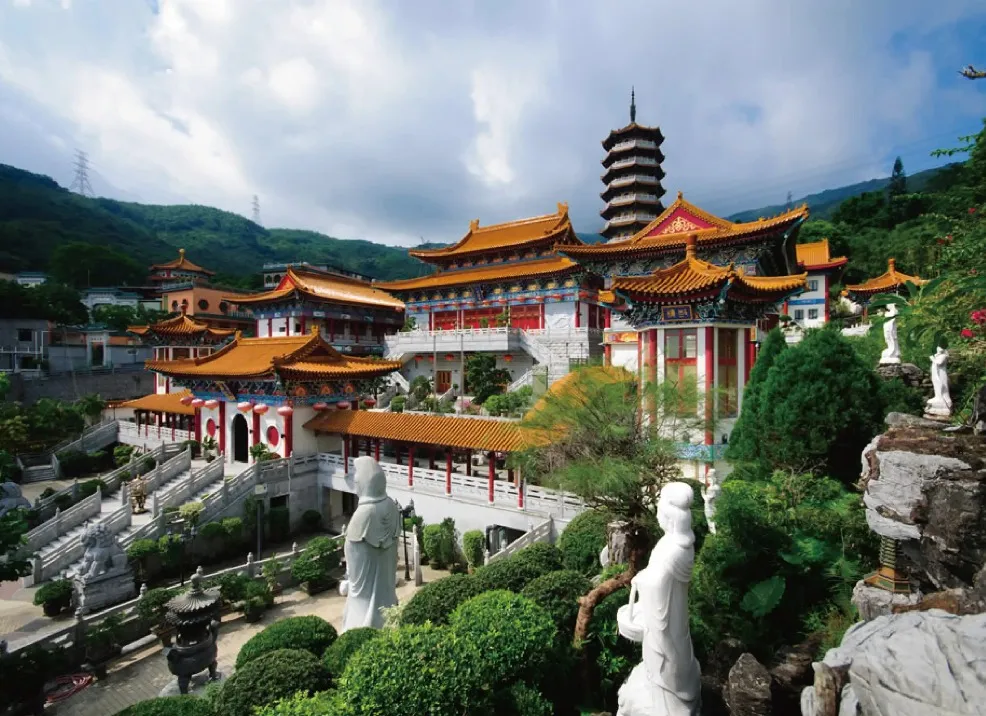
113;444;136;467
301;509;322;533
137;587;175;626
267;506;291;543
461;530;485;570
587;586;640;710
211;572;252;606
58;449;90;478
178;501;203;526
256;691;344;716
33;579;73;612
422;522;455;569
399;573;484;627
197;521;226;541
53;493;73;511
321;627;381;679
339;624;485;715
474;543;564;593
878;376;925;415
492;682;553;716
221;517;243;543
113;696;213;716
521;569;592;639
558;509;611;576
87;449;111;471
235;615;339;669
448;590;556;685
126;538;160;564
290;537;342;588
390;395;405;413
78;478;107;499
180;440;201;459
215;648;331;716
39;487;56;500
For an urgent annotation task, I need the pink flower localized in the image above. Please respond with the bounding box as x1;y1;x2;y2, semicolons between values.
971;310;986;326
961;329;975;339
971;207;979;214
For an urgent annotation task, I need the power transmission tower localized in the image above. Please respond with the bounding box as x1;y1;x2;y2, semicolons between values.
786;190;793;211
252;195;261;225
69;150;95;197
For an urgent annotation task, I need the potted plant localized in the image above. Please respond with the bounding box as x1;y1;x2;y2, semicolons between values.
201;436;218;462
33;579;73;617
263;556;284;596
84;614;123;679
137;587;176;647
237;580;274;623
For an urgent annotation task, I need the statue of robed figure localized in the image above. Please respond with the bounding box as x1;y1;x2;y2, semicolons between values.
340;456;400;632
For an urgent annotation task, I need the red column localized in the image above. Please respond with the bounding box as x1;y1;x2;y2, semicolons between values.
343;433;349;468
704;326;715;446
445;450;452;495
218;401;226;456
407;446;415;488
267;317;273;337
300;316;307;335
604;344;612;366
604;308;611;329
252;410;260;449
466;450;472;476
574;301;580;328
374;439;380;461
539;303;545;329
284;410;293;458
743;328;754;383
647;328;658;385
193;408;201;442
488;452;495;503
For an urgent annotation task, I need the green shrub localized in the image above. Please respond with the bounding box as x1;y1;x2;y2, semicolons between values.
137;587;175;626
221;517;243;543
197;521;226;541
461;530;485;570
178;501;203;526
521;569;592;639
235;615;338;669
113;444;136;467
267;506;290;543
449;590;556;685
58;449;89;478
399;573;484;627
256;691;344;716
87;449;111;471
126;538;160;562
558;509;611;576
390;395;405;413
300;509;322;532
492;682;553;716
474;543;564;592
215;648;331;716
422;519;457;569
321;627;381;679
39;487;56;500
339;624;485;715
113;696;213;716
78;478;107;499
53;493;73;511
290;537;342;587
180;440;201;459
878;376;925;415
587;586;640;710
212;572;252;606
33;579;72;610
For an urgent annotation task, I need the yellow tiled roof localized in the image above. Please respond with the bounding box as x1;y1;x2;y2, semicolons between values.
408;203;583;260
796;239;848;270
146;328;400;381
129;313;235;340
561;192;808;257
374;256;579;292
228;267;405;311
845;258;926;297
150;248;214;276
120;390;195;415
304;410;527;453
611;237;806;300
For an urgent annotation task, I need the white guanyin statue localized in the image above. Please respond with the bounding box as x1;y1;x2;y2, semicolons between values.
925;346;953;418
616;482;701;716
701;469;722;536
879;303;901;365
339;456;400;632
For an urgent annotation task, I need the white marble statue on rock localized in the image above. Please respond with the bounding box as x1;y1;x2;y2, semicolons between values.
879;303;901;365
925;346;953;418
701;470;722;535
339;456;400;632
616;482;702;716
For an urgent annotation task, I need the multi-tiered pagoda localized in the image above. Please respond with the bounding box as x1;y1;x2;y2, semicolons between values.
600;89;667;243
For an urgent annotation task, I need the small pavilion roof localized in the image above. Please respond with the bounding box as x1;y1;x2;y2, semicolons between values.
227;266;405;311
145;328;401;381
407;203;583;261
796;239;848;272
561;192;808;260
150;248;214;276
375;256;579;292
128;313;236;341
610;236;806;303
120;390;195;416
845;258;926;298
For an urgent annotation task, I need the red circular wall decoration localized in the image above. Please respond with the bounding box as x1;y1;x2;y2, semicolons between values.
266;425;280;447
206;418;217;437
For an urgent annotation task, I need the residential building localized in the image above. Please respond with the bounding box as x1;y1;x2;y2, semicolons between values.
782;239;849;330
15;272;47;288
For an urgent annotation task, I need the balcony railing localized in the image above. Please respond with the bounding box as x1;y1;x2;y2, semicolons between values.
606;193;660;206
607;174;660;188
611;139;658;152
606;156;659;172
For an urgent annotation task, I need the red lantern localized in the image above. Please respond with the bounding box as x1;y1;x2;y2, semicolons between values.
313;402;329;411
179;395;194;406
362;398;377;408
415;354;424;361
503;354;513;363
336;401;351;410
444;353;455;361
237;401;252;413
190;398;205;408
277;405;294;417
253;404;269;415
204;399;219;410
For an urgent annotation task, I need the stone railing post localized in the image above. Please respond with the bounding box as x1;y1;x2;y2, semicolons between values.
139;583;148;601
32;556;42;584
120;481;129;507
151;493;159;518
53;507;62;536
72;479;80;501
73;606;87;660
246;552;255;578
129;453;136;480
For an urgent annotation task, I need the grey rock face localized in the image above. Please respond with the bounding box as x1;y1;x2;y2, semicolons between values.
851;582;920;622
876;364;927;389
724;653;772;716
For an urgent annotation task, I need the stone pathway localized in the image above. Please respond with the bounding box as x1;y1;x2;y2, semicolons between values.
50;563;445;716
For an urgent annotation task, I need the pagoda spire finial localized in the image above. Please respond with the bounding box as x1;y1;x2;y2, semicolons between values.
630;87;636;123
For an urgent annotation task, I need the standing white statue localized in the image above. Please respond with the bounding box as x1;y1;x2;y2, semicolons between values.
879;303;901;365
339;456;400;632
925;346;953;418
616;482;701;716
701;470;722;535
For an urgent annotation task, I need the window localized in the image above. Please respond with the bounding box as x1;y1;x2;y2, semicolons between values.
171;300;179;311
808;308;819;321
17;328;33;342
717;328;738;418
794;309;804;321
664;328;698;412
808;280;819;292
172;348;190;360
219;301;229;314
198;299;209;311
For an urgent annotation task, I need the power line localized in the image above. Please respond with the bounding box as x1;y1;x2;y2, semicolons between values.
252;195;261;226
69;149;95;198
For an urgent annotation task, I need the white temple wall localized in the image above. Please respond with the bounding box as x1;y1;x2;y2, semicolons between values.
292;406;319;455
610;313;634;331
544;302;575;329
610;343;638;371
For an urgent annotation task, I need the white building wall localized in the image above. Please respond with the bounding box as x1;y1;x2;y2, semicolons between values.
610;313;634;331
787;272;828;328
544;302;575;330
610;343;638;372
291;406;319;455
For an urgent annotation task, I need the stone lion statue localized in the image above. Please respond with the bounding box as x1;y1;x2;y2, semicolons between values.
78;523;128;580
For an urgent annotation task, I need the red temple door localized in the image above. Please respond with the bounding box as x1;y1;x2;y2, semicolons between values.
510;305;540;330
436;370;452;393
433;311;457;330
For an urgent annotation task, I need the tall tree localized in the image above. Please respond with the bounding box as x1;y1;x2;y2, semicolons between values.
0;509;31;582
466;353;511;404
725;328;787;465
888;156;907;198
49;242;144;289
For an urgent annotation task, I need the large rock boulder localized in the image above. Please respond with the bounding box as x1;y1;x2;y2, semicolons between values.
723;653;772;716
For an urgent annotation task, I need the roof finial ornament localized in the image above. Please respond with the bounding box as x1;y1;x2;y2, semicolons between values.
630;86;636;123
179;248;185;257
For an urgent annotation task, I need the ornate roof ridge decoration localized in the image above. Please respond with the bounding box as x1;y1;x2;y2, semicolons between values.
407;203;583;261
560;191;809;257
128;313;236;339
796;238;849;271
146;326;401;381
374;256;578;292
610;235;807;301
149;248;215;276
845;257;926;297
225;266;404;311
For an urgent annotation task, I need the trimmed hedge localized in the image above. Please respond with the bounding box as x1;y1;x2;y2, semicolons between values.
215;649;331;716
235;616;338;669
399;573;485;627
493;682;553;716
256;691;344;715
422;520;456;569
321;627;381;680
558;509;611;576
462;530;485;570
473;543;564;593
521;569;593;639
113;696;213;716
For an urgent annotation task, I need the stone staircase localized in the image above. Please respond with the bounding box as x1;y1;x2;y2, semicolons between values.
520;329;602;385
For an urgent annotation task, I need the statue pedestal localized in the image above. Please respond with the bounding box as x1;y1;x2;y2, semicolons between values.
73;567;135;614
159;670;224;698
617;663;701;716
924;401;952;421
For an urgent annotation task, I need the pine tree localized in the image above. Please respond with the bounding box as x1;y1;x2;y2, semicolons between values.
888;156;907;198
725;328;787;465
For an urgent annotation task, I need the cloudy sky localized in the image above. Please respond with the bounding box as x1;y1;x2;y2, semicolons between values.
1;0;985;247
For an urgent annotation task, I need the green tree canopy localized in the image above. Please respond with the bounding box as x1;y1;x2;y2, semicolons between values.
466;353;511;404
726;328;787;466
49;242;145;288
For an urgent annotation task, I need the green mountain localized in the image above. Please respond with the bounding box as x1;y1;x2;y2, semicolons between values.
727;164;959;223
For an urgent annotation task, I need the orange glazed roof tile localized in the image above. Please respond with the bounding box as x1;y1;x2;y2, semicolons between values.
561;192;808;258
228;266;404;310
129;313;236;340
150;248;214;276
611;236;806;301
845;258;926;297
120;390;195;416
305;411;527;453
796;239;848;271
375;256;579;292
146;328;401;380
407;203;583;260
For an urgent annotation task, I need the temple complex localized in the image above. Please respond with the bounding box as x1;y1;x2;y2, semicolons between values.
600;90;667;242
377;204;607;388
148;249;215;289
845;257;925;307
790;239;848;328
